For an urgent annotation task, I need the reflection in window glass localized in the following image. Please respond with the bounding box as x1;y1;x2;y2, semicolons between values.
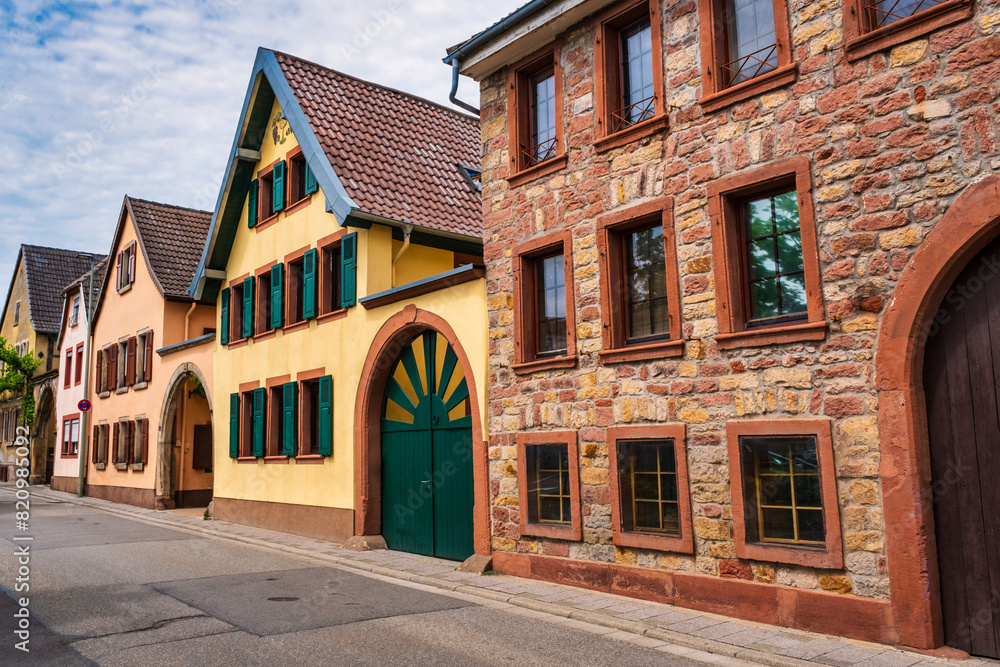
530;68;557;163
625;225;669;340
740;436;824;545
620;19;655;126
526;443;571;524
743;190;807;324
725;0;777;85
536;254;567;355
871;0;942;29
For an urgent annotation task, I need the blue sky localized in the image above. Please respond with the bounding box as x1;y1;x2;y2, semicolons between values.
0;0;520;289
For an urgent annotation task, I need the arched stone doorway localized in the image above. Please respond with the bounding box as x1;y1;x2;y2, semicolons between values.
354;305;490;558
30;384;55;485
876;176;1000;651
157;362;214;509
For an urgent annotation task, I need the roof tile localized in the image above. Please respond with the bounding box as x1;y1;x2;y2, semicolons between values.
126;198;213;298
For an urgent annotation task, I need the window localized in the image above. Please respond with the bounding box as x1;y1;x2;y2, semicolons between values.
594;1;667;150
117;340;128;389
116;242;136;292
93;423;109;466
516;431;581;540
598;199;684;362
230;279;253;341
268;385;284;457
508;42;566;184
708;158;826;348
135;331;152;385
131;418;148;467
113;421;130;466
287;150;317;206
459;165;482;193
843;0;971;61
285;250;318;326
287;257;305;325
61;417;79;457
257;268;274;335
250;160;286;228
75;344;83;385
240;390;256;458
697;0;795;112
297;375;332;457
64;349;73;389
71;295;80;326
13;301;20;325
513;231;576;372
321;242;343;316
727;419;843;568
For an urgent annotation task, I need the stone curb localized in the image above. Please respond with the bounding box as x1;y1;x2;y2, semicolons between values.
21;488;975;667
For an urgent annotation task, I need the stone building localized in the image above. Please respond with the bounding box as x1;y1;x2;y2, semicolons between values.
446;0;1000;657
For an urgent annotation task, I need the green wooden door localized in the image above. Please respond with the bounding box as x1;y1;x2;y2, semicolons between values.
381;332;475;561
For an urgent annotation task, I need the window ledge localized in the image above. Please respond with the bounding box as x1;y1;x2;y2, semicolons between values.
845;0;972;62
61;453;79;459
98;391;110;399
254;213;280;233
699;63;798;114
316;309;349;325
227;338;250;350
253;330;277;343
613;529;694;555
130;463;144;472
599;339;685;364
594;114;668;153
715;320;828;350
282;320;310;335
115;387;128;395
94;463;106;471
507;155;569;189
264;455;290;464
237;456;258;464
293;455;326;465
736;540;843;570
114;463;128;471
285;195;311;216
117;283;133;295
521;522;579;541
512;354;577;375
134;382;148;391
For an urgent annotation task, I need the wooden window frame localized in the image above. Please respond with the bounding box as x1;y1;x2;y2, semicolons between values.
512;230;577;374
593;0;668;152
284;246;310;333
507;41;568;188
843;0;972;61
708;157;827;349
75;343;84;386
239;387;257;460
696;0;797;113
726;419;843;569
264;375;291;461
608;423;693;554
257;160;278;229
318;231;349;322
61;414;80;458
597;197;684;363
516;430;582;541
226;273;251;347
286;147;312;214
295;368;328;463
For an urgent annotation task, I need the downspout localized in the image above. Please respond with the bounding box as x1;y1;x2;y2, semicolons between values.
392;223;414;287
449;59;481;116
184;301;197;341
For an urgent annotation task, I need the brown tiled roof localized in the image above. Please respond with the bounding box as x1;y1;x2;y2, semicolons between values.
20;245;105;334
63;256;109;314
126;197;213;298
273;51;482;238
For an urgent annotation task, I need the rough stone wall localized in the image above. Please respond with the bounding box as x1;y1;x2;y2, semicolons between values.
481;0;1000;601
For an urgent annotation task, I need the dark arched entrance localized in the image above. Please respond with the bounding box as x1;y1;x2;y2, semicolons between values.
380;330;474;561
922;235;1000;658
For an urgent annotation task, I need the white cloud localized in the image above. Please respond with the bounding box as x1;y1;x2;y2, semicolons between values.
0;0;519;290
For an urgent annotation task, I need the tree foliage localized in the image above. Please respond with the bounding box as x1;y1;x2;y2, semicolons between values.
0;336;41;427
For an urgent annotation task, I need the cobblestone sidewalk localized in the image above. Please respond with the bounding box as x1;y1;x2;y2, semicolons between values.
27;486;999;667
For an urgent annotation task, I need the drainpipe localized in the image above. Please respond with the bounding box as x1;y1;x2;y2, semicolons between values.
448;59;481;116
391;223;414;287
77;254;95;497
184;301;197;341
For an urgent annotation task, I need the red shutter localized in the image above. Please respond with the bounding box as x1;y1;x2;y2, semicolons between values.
64;349;72;389
102;425;109;463
144;331;153;382
115;251;122;290
141;418;149;464
75;346;83;385
126;337;136;386
92;425;99;464
128;244;136;284
109;346;118;391
112;423;120;463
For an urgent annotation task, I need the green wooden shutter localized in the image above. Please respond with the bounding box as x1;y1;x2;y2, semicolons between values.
252;387;265;457
303;248;318;319
318;375;333;456
242;276;254;338
282;382;298;456
248;179;258;228
270;263;284;329
341;233;357;308
229;393;239;458
220;288;230;345
272;160;286;213
304;163;318;195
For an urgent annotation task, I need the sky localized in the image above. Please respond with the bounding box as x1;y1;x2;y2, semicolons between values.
0;0;523;291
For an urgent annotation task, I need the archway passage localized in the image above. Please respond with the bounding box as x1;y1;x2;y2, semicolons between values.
380;330;474;561
923;235;1000;659
158;366;214;509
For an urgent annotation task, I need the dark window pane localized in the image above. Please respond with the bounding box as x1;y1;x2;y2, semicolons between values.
872;0;940;29
660;474;677;502
625;225;669;340
797;509;825;543
527;443;571;525
540;497;562;522
791;438;819;474
536;254;567;355
634;473;659;500
619;439;679;535
661;502;680;532
761;507;795;541
725;0;777;85
759;474;793;506
794;475;822;508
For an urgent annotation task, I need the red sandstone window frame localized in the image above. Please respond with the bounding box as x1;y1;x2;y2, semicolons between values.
843;0;972;62
597;197;684;363
726;419;843;569
592;0;668;152
516;430;582;541
507;41;568;188
707;157;827;349
512;230;577;374
696;0;797;114
608;423;694;554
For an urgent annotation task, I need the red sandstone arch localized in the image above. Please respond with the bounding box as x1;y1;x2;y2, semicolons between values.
353;304;490;556
877;176;1000;649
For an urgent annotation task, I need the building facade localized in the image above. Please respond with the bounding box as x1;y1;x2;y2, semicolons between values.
190;49;489;560
0;245;104;484
51;258;107;494
449;0;1000;657
87;197;216;509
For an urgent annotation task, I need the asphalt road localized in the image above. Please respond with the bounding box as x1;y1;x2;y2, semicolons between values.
0;488;709;667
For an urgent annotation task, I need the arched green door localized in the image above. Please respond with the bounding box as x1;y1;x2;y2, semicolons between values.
381;331;474;561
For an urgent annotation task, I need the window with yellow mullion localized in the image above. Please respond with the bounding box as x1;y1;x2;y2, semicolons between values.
527;444;571;524
619;440;680;535
743;436;825;545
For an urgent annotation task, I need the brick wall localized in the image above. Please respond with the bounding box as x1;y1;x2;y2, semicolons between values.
480;0;1000;602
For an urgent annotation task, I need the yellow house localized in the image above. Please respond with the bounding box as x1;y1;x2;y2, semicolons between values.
0;245;104;484
87;197;216;509
190;49;489;563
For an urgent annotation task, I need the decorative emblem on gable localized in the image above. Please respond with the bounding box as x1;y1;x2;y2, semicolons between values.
271;111;293;145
